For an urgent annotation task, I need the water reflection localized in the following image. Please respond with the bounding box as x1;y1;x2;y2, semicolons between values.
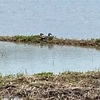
40;43;54;49
2;96;19;100
0;42;100;75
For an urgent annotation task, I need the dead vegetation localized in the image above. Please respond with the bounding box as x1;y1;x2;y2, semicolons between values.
0;71;100;99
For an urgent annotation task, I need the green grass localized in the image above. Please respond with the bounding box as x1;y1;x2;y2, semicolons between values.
0;70;99;85
13;35;40;43
16;73;24;78
0;70;99;90
0;70;100;78
34;72;54;77
0;35;100;49
0;73;2;79
95;38;100;43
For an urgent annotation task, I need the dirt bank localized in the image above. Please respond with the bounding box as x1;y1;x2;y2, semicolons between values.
0;71;100;100
0;35;100;49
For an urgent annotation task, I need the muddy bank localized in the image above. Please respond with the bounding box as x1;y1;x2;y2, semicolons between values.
0;71;100;100
0;35;100;49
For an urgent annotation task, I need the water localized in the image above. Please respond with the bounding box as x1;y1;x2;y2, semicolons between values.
0;42;100;75
0;0;100;39
2;97;19;100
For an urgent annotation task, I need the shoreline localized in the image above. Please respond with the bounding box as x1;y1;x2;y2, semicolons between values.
0;71;100;99
0;35;100;49
0;35;100;99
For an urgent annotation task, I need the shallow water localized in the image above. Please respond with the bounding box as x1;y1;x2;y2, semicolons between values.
0;0;100;39
0;42;100;75
2;97;19;100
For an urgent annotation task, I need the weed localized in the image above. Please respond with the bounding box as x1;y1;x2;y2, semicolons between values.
35;72;54;77
95;38;100;43
16;73;24;78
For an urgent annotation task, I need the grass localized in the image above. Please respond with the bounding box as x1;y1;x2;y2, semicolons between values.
12;35;41;43
0;70;100;84
95;38;100;43
0;70;100;99
0;70;99;77
12;35;55;43
0;35;100;49
34;72;54;76
16;73;24;78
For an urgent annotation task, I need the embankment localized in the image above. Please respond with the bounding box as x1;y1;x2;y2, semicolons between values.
0;35;100;49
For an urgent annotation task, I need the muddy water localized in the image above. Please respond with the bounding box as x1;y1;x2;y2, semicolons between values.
0;42;100;75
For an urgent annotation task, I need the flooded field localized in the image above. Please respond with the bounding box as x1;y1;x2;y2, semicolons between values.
0;42;100;75
0;0;100;99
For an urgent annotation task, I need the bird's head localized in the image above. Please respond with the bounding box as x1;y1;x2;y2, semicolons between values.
40;33;44;36
48;33;52;36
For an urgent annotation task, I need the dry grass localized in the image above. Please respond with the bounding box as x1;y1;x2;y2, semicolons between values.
0;71;100;99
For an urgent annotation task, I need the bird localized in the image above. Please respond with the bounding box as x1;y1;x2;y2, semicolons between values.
48;33;52;37
48;33;54;40
39;33;46;41
39;33;54;42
